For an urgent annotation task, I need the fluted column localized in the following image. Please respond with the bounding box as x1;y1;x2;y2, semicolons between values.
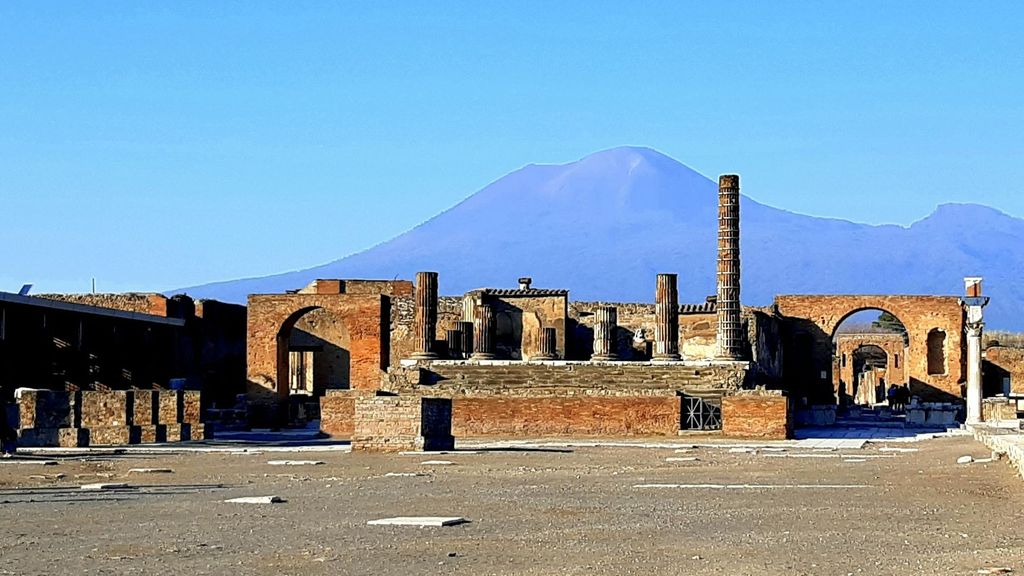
654;273;681;361
591;306;619;361
531;327;557;361
410;271;439;360
716;175;743;360
457;321;474;361
446;328;463;359
471;304;496;360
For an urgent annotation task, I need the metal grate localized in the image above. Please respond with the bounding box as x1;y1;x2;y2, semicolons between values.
681;395;722;431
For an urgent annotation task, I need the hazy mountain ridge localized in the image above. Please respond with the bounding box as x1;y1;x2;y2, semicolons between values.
172;147;1024;330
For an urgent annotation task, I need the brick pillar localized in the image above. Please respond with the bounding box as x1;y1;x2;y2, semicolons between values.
471;304;497;360
410;271;439;360
531;327;557;361
654;273;681;361
457;321;474;361
591;306;619;361
446;329;463;359
716;174;743;360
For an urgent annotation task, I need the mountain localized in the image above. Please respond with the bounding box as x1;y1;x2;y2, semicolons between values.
172;147;1024;330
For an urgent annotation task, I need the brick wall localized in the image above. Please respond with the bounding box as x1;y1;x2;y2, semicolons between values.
452;396;681;437
721;390;792;440
985;346;1024;394
319;389;375;437
775;295;965;402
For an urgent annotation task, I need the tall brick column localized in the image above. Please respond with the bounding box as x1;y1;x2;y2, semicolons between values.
457;321;474;361
410;271;439;360
531;327;558;361
716;174;743;360
591;306;619;361
653;273;681;361
471;304;497;360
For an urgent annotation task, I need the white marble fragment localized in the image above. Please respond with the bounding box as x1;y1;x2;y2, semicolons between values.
367;516;468;527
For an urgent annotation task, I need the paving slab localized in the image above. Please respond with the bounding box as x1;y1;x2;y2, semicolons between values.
367;516;468;527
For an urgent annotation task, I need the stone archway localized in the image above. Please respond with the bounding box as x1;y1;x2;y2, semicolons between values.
246;293;389;425
775;295;965;403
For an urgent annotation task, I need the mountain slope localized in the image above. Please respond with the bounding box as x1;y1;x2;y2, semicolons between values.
173;147;1024;329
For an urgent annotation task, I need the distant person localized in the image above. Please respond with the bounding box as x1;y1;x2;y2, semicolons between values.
0;407;15;457
886;384;897;410
897;385;911;413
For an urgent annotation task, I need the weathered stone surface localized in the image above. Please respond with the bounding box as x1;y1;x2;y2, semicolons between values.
132;390;158;425
721;390;791;440
182;390;202;424
157;390;182;424
79;391;130;428
162;423;193;442
89;425;142;446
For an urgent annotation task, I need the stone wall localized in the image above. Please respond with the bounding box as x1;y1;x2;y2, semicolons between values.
982;397;1019;421
386;361;750;398
351;395;453;452
984;346;1024;395
775;295;965;403
721;390;792;440
15;389;205;447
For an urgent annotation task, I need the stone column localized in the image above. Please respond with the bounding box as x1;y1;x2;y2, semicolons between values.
654;273;681;361
962;277;988;425
410;271;439;360
531;327;557;361
446;329;463;359
471;304;496;360
457;321;474;361
591;306;619;361
716;174;743;360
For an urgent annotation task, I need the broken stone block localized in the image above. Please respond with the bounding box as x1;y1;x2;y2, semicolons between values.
131;390;158;425
957;455;974;465
158;390;182;424
80;482;129;491
182;391;202;424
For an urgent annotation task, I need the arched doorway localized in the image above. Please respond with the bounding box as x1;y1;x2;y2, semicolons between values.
832;309;909;406
276;306;351;427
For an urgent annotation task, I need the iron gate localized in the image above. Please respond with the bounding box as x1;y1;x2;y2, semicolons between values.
681;394;722;431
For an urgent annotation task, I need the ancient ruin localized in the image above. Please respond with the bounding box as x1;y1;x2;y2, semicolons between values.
1;173;1014;449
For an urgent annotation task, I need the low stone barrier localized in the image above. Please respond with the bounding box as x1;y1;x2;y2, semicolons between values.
15;388;207;448
972;424;1024;478
721;389;792;440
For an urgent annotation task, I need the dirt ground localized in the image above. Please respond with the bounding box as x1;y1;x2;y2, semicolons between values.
0;435;1021;576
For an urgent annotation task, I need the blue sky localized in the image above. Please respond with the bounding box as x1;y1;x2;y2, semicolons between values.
1;2;1022;293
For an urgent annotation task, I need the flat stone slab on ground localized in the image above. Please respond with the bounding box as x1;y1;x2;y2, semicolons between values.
367;516;468;527
666;457;699;462
80;483;129;491
0;460;58;466
420;460;454;466
266;460;325;466
225;496;285;504
128;468;174;474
